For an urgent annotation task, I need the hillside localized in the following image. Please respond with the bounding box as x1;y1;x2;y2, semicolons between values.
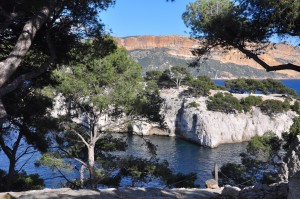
115;35;300;79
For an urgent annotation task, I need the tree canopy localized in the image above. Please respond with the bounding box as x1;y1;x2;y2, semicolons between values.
183;0;300;73
0;0;115;118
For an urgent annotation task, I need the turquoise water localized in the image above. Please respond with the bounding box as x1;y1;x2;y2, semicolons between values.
1;79;299;188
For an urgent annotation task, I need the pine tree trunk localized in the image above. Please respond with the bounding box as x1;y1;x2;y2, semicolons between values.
88;144;96;189
80;165;85;188
5;159;16;191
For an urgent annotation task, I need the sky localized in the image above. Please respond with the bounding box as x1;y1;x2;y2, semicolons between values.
100;0;193;38
99;0;299;45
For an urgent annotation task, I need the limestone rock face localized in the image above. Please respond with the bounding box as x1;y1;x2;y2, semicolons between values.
154;88;297;148
278;135;300;182
115;35;300;77
286;136;300;178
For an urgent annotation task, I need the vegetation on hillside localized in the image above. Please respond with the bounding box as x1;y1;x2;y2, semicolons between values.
130;48;288;79
207;92;243;114
219;131;282;187
225;78;298;97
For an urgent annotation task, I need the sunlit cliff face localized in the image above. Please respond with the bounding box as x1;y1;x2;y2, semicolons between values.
115;35;300;77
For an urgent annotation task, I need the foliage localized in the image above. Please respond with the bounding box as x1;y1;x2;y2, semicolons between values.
218;163;254;187
283;116;300;149
133;82;166;127
259;99;290;116
206;92;242;113
40;42;170;189
260;79;297;96
224;78;298;97
240;95;263;112
0;80;58;191
225;78;265;94
42;42;144;188
292;101;300;114
0;0;116;63
118;157;198;188
220;132;281;187
145;70;163;81
158;66;192;88
188;75;222;97
183;0;300;72
245;132;281;164
166;172;199;188
188;101;200;108
0;170;44;192
0;1;117;121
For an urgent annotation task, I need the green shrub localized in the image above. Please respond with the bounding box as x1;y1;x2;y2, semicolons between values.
218;163;254;187
145;70;163;81
260;99;290;116
188;76;221;97
262;172;277;185
225;78;264;94
244;131;281;165
291;100;300;114
0;170;44;191
166;172;199;188
283;116;300;149
188;101;199;108
240;95;263;112
207;92;242;113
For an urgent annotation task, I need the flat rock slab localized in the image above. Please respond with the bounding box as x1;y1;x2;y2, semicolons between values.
0;188;222;199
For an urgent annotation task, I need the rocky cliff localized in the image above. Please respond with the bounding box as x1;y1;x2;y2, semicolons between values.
115;35;300;78
135;88;297;148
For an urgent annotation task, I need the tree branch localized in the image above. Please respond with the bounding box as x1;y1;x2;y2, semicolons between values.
235;44;300;72
0;5;52;87
70;129;89;147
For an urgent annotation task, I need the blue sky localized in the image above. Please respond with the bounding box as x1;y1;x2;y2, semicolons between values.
100;0;193;37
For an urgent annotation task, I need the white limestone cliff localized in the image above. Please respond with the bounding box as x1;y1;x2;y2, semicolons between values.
51;88;297;148
140;88;297;148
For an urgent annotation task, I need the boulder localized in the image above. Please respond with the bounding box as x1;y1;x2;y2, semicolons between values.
221;185;240;198
0;194;16;199
205;179;219;189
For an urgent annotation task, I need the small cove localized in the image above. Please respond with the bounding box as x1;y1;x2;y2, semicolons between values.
0;79;299;188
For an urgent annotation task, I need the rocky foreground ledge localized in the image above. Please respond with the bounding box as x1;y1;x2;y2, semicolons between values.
1;177;299;199
0;188;222;199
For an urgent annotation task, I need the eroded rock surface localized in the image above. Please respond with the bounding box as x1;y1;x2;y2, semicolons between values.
0;188;222;199
142;88;297;148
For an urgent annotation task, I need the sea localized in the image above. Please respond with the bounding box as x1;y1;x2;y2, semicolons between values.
0;79;299;188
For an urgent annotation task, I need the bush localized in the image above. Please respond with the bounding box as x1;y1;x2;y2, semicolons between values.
218;163;254;187
283;116;300;149
0;170;44;191
188;101;199;108
240;96;263;112
188;76;222;97
260;99;290;116
225;78;264;94
145;70;163;81
166;172;199;188
291;100;300;114
207;92;242;113
243;131;281;167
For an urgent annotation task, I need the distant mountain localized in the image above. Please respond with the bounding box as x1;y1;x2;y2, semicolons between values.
115;35;300;79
